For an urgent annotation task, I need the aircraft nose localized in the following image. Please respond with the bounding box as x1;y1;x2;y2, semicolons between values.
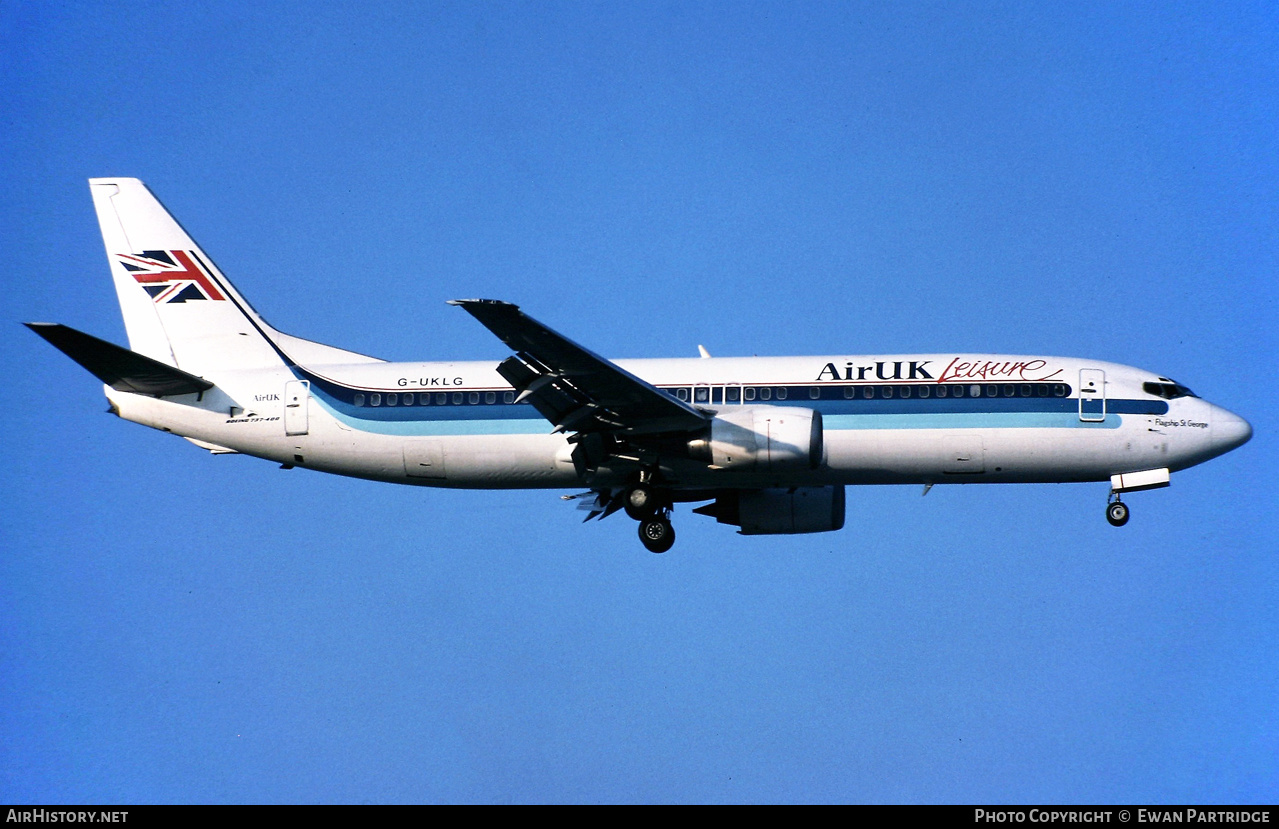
1213;407;1253;454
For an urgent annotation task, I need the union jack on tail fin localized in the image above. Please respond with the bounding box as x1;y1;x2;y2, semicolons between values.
87;179;382;377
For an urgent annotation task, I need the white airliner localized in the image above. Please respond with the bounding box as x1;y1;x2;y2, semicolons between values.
29;178;1252;552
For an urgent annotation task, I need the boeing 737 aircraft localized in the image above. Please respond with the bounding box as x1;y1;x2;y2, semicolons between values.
28;179;1252;552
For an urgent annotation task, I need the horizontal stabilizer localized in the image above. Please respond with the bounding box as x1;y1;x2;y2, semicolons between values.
25;322;214;396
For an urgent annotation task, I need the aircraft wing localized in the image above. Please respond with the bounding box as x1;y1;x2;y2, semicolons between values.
450;299;708;436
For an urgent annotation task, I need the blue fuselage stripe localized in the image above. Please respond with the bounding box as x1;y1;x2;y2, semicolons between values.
307;394;1142;436
823;412;1121;430
294;367;1166;435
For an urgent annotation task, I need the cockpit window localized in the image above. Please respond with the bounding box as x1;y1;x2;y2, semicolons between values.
1143;380;1197;399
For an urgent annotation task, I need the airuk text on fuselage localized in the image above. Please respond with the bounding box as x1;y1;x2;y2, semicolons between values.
815;357;1065;384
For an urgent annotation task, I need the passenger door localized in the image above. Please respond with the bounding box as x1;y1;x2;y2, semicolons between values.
1078;369;1106;422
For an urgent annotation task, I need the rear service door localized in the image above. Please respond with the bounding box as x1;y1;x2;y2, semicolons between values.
284;380;310;435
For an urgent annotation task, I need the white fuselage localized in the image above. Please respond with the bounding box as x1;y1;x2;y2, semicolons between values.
104;352;1249;493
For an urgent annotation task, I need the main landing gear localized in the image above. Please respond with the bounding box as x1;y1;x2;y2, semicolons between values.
1105;492;1130;527
624;483;658;520
626;481;676;553
638;514;676;554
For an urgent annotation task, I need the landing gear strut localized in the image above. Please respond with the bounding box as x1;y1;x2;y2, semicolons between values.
1106;493;1130;527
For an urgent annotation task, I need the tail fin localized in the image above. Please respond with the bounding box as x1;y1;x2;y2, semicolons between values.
89;178;289;373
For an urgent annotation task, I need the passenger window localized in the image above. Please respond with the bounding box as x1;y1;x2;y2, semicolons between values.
504;391;515;403
844;386;856;399
354;393;365;406
1036;384;1048;397
370;393;381;406
969;385;981;397
485;392;496;404
403;393;414;405
1053;384;1067;397
900;386;912;398
468;392;479;404
452;393;462;404
936;385;947;398
776;387;787;400
1020;385;1031;397
760;388;772;401
987;385;999;398
918;386;930;398
387;393;397;406
809;387;821;400
1002;385;1015;397
437;393;447;405
862;386;875;399
744;387;756;401
695;387;709;403
880;386;894;399
727;387;740;402
421;393;431;405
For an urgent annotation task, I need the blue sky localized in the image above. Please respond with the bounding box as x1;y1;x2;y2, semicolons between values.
2;1;1275;804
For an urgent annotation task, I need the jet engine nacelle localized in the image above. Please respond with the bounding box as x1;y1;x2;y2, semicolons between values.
693;486;847;535
687;405;824;471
